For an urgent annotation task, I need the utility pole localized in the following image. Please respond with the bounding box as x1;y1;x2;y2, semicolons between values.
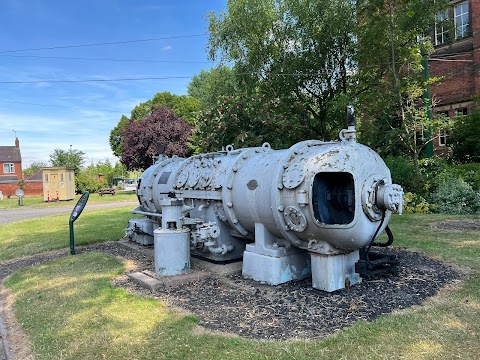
421;53;434;158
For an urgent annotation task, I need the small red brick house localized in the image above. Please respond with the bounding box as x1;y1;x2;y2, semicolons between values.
430;0;480;156
0;138;44;198
0;138;22;198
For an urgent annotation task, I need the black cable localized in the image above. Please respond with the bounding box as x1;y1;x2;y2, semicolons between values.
364;210;386;263
0;54;213;64
372;225;394;247
0;33;207;54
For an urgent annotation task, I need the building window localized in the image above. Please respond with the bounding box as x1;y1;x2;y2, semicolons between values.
454;1;470;39
455;107;468;116
435;10;449;45
436;111;449;147
45;174;49;182
438;131;447;147
3;163;14;173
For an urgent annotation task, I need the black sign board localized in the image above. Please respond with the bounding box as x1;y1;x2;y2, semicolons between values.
70;192;89;223
69;192;89;255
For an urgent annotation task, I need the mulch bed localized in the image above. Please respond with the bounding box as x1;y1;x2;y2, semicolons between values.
94;243;464;340
0;242;465;341
431;219;480;231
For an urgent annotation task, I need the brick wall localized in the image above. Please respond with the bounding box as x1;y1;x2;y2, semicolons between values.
0;181;43;197
430;51;475;107
473;0;480;96
430;0;480;109
0;183;19;198
24;182;43;196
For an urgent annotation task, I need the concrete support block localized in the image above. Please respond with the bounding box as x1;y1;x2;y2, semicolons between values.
242;250;311;285
310;250;361;292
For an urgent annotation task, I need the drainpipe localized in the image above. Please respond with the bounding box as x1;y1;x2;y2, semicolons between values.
422;53;434;158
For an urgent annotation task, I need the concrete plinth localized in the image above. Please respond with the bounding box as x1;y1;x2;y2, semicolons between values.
310;250;361;292
242;248;311;285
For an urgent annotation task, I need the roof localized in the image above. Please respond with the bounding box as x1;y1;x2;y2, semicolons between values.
0;146;21;162
26;170;43;181
42;166;75;171
0;175;19;182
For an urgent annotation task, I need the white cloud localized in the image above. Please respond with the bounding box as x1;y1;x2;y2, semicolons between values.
0;111;118;168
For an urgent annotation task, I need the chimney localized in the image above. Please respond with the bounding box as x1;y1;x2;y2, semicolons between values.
15;137;19;149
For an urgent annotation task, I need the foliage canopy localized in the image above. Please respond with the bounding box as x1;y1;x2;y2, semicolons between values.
49;147;85;174
109;91;200;159
207;0;357;140
120;106;192;170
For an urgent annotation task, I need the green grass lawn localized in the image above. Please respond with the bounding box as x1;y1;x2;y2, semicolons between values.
2;213;480;359
0;192;137;210
0;206;136;261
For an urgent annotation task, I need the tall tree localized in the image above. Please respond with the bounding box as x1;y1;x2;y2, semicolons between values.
120;106;192;170
207;0;357;140
356;0;449;164
109;91;200;158
49;147;85;174
188;65;239;108
23;161;47;177
194;93;315;152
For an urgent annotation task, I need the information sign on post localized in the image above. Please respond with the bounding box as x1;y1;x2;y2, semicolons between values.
69;192;89;255
15;188;24;206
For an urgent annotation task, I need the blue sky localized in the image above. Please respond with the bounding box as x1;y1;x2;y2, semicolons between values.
0;0;226;168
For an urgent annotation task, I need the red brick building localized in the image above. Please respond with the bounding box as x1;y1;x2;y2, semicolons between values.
430;0;480;155
0;138;43;198
0;138;22;198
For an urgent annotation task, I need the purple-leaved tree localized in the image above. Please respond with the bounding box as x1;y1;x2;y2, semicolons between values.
120;106;192;170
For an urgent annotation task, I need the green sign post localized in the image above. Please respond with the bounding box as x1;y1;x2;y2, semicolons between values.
69;192;89;255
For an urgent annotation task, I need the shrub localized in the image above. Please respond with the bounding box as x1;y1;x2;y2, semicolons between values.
403;192;432;214
384;156;426;196
445;163;480;190
449;111;480;163
418;157;449;193
431;177;480;214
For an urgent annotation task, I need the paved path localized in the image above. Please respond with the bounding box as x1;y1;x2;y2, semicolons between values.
0;201;138;226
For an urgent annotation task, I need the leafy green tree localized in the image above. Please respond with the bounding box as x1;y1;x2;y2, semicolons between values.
109;115;129;158
449;110;480;163
207;0;357;140
188;65;238;108
23;161;47;177
356;0;449;165
129;92;200;124
49;148;85;174
75;160;126;192
194;93;315;152
109;91;200;158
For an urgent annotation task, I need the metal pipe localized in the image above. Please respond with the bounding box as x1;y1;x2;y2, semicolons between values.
208;243;234;255
131;206;162;218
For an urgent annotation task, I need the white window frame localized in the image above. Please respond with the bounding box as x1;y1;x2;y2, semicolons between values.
3;163;15;173
454;1;470;39
435;10;449;46
438;131;447;147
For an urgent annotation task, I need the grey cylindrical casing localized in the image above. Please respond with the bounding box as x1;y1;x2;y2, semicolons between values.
153;229;190;276
139;140;400;255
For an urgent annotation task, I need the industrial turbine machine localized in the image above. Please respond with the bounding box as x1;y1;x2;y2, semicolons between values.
125;107;403;292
